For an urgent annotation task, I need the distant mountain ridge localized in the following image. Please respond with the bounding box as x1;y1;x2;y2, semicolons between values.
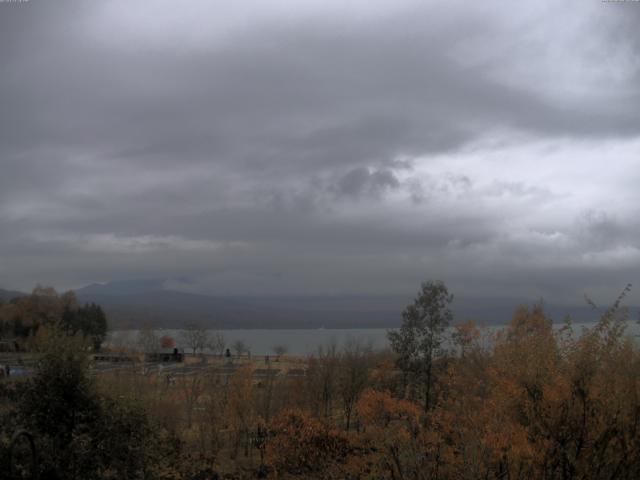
75;281;408;329
72;279;635;330
3;281;636;329
76;278;169;296
0;288;26;301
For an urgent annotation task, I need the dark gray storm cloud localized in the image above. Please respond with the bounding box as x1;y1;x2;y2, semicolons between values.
1;0;639;303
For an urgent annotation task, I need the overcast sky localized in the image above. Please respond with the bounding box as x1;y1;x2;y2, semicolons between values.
1;0;639;303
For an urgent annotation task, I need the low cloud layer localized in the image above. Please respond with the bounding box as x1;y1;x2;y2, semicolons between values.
1;0;639;304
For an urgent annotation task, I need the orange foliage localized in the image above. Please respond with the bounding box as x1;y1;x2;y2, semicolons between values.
265;408;350;476
160;335;175;349
357;388;421;429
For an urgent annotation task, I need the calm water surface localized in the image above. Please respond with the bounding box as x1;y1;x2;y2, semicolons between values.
108;321;640;356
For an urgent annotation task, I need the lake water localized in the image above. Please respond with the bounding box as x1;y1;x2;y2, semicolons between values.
109;328;391;356
108;320;640;356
